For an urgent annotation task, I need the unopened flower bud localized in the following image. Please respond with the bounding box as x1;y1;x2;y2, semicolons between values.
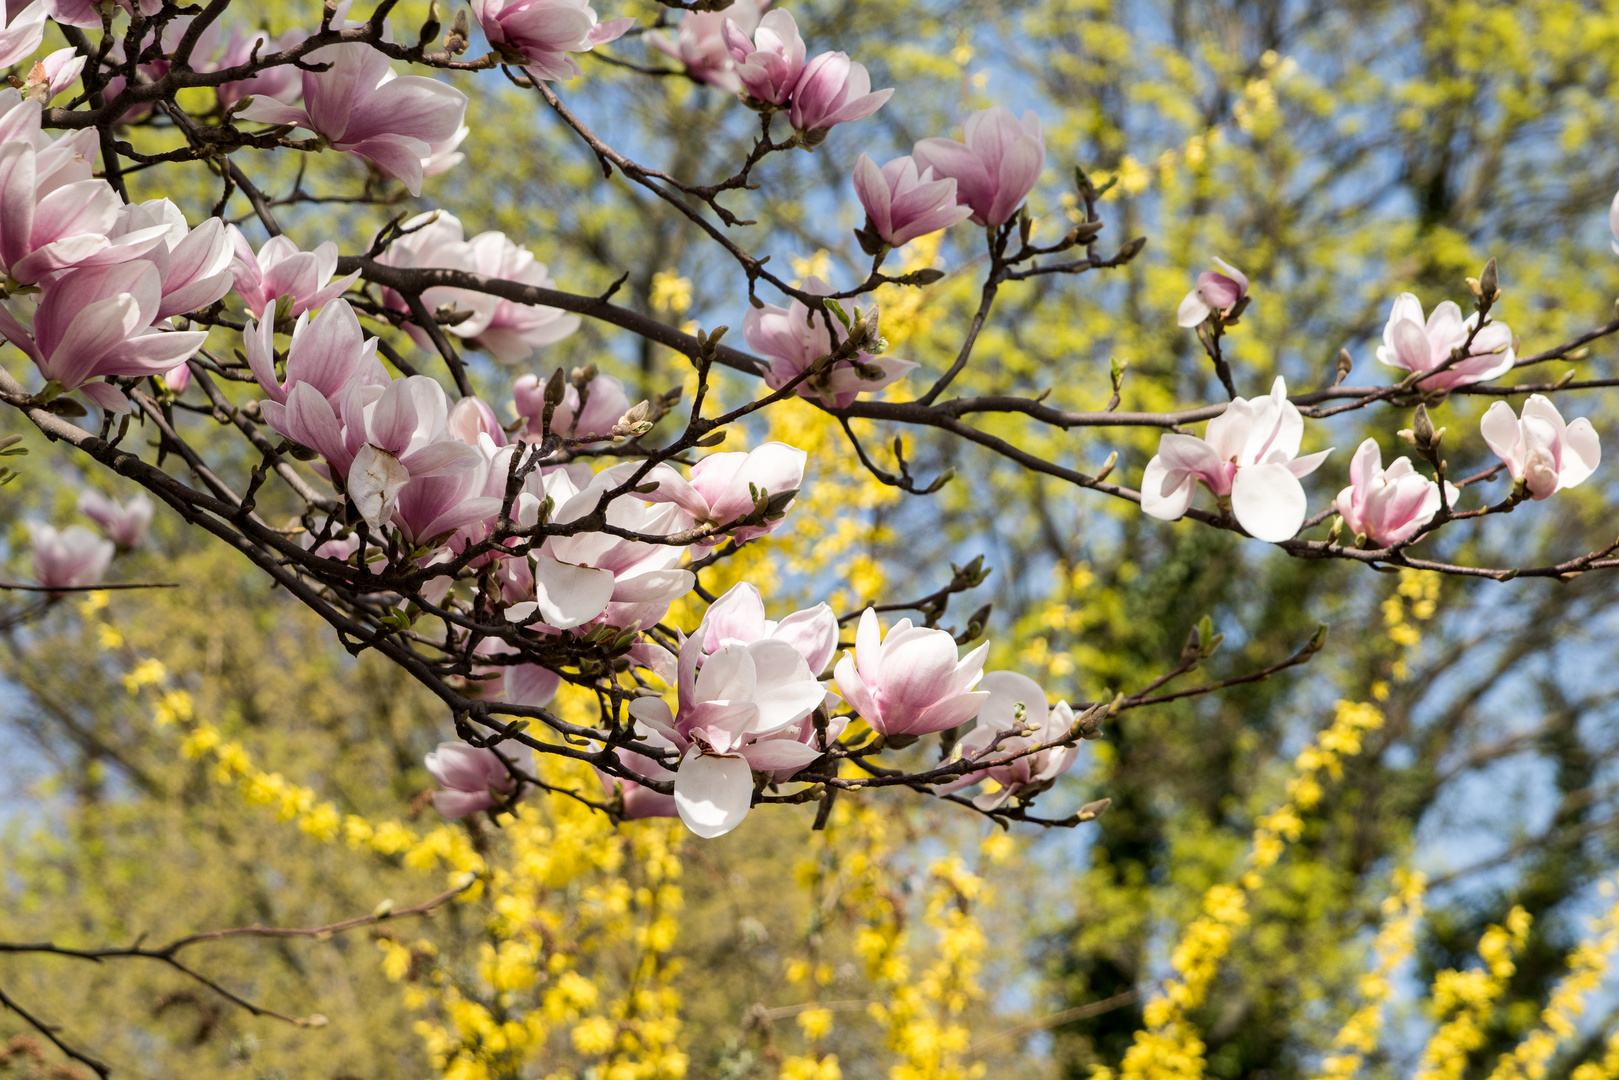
1479;257;1498;302
1412;403;1437;449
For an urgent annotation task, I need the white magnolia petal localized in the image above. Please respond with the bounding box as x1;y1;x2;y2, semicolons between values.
531;556;617;629
1140;456;1197;522
1230;462;1307;542
673;750;754;838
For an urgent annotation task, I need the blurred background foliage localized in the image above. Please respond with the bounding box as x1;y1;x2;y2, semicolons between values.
6;0;1619;1077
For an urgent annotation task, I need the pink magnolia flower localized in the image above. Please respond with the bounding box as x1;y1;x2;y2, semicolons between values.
1335;439;1455;547
227;227;358;322
788;51;892;143
112;200;234;320
1140;376;1331;543
698;581;838;675
473;0;634;81
721;8;804;105
78;490;153;548
0;261;207;409
421;124;469;178
742;276;918;408
0;0;43;67
514;369;629;440
912;106;1045;227
214;25;307;108
235;43;468;196
25;47;86;103
1375;293;1515;389
596;748;679;820
852;153;972;249
1176;258;1249;327
247;298;384;409
647;441;807;549
0;101;169;285
1481;395;1600;501
448;395;508;447
424;742;517;817
45;0;157;28
341;375;485;531
833;607;989;738
935;671;1083;810
628;631;831;837
28;522;112;591
648;0;767;90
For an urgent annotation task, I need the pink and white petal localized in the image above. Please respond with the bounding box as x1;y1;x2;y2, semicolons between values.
1230;462;1307;542
833;653;879;725
673;750;754;838
530;555;616;629
504;664;561;707
913;690;990;735
1139;456;1197;522
1284;448;1332;478
1560;417;1601;489
740;737;821;773
77;381;130;414
1479;401;1524;475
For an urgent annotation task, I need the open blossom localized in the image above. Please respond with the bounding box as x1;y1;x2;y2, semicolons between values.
341;375;484;531
721;9;804;105
78;490;153;549
1176;258;1249;327
1336;439;1456;547
28;522;112;591
0;99;169;285
248;299;384;410
789;51;892;142
698;581;838;676
111;199;234;321
912;106;1045;227
214;25;307;108
1140;376;1331;543
235;43;468;196
448;396;508;447
1481;395;1600;501
474;0;634;82
852;153;972;249
0;261;208;411
742;276;918;408
376;211;580;363
936;671;1083;810
628;631;831;837
834;608;989;738
26;47;86;103
647;442;807;550
227;227;358;322
514;369;630;440
648;0;767;90
0;0;43;67
1375;293;1515;389
424;743;517;818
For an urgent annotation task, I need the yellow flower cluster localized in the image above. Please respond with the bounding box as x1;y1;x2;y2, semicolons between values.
1101;699;1386;1080
1413;906;1533;1080
1377;568;1441;692
1313;868;1428;1080
1486;877;1619;1080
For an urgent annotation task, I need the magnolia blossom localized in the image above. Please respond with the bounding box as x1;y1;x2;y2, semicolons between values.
834;608;989;738
0;99;169;285
1375;293;1515;389
377;212;580;363
698;581;838;676
45;0;158;28
236;43;468;196
111;200;234;321
78;490;153;548
214;25;307;108
852;153;972;248
0;0;43;67
25;47;86;103
648;0;768;90
912;107;1045;227
28;522;112;591
0;261;208;410
789;51;892;143
742;276;918;408
1481;395;1600;501
721;9;804;105
448;396;508;447
628;631;830;837
473;0;634;81
422;125;470;178
596;749;679;819
515;370;630;440
341;375;484;531
647;442;807;550
1176;258;1249;327
424;743;517;817
1335;439;1455;547
936;671;1083;810
1139;377;1331;543
227;227;358;322
248;299;384;409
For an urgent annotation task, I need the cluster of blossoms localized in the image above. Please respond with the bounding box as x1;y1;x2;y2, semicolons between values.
1148;259;1601;544
25;489;151;591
